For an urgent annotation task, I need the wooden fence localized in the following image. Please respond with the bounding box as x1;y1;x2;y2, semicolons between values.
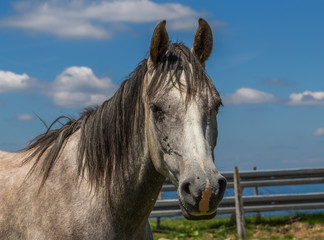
150;167;324;238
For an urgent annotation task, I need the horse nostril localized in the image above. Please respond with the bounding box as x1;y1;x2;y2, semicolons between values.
217;177;227;199
182;182;191;195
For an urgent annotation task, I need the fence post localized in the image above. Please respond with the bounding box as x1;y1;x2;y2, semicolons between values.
156;191;162;231
253;166;261;219
234;166;246;239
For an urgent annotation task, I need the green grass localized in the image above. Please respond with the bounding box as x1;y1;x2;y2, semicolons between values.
149;212;324;240
299;212;324;225
150;216;237;239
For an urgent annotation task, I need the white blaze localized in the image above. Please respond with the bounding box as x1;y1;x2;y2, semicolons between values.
184;101;208;174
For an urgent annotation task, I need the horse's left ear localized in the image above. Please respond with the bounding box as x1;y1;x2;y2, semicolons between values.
149;20;169;66
192;18;213;68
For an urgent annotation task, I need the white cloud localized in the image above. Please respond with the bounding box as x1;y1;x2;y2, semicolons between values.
49;66;117;108
0;0;203;39
0;66;117;108
0;70;35;93
16;114;33;121
313;127;324;136
81;1;197;23
223;88;278;105
288;91;324;106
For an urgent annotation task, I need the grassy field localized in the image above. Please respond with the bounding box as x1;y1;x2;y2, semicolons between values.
149;213;324;239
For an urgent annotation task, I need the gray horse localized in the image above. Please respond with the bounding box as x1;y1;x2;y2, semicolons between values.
0;19;226;240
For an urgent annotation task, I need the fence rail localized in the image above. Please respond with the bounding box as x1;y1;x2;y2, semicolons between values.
150;167;324;238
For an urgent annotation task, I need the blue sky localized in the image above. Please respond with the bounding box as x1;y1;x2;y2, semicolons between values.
0;0;324;172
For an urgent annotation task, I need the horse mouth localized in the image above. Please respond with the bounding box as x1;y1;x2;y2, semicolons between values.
178;197;217;220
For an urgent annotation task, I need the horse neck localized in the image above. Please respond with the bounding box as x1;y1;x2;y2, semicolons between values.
102;122;165;237
85;82;165;231
108;113;164;212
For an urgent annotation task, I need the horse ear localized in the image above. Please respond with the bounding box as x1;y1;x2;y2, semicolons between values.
149;20;169;66
192;18;213;68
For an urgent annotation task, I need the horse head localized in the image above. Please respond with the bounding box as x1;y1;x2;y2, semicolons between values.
144;19;227;220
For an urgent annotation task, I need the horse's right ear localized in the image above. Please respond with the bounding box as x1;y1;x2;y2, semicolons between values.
149;20;169;66
192;18;213;68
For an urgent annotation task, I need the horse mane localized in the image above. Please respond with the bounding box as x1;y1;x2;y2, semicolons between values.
22;43;216;197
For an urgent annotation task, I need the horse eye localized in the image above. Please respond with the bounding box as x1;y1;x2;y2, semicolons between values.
151;104;162;113
151;105;165;121
216;100;223;111
213;100;223;114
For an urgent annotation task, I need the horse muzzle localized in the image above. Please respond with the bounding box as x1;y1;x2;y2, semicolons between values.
177;173;227;220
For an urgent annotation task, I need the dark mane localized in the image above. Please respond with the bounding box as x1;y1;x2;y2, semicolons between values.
22;43;216;197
